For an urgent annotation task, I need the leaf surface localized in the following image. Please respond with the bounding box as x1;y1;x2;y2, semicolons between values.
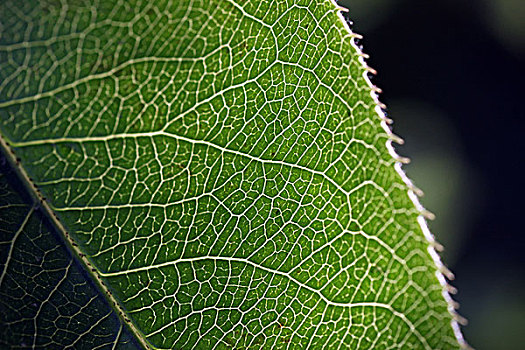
0;156;139;349
0;0;464;348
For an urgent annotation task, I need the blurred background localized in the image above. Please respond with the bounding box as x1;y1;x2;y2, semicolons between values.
339;0;524;349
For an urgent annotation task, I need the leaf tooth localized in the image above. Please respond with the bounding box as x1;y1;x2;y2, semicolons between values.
410;185;425;197
388;133;405;145
445;284;458;295
439;264;455;281
365;66;377;75
421;209;436;221
453;312;469;327
448;300;460;310
430;240;445;252
396;154;411;164
385;140;411;164
372;86;383;94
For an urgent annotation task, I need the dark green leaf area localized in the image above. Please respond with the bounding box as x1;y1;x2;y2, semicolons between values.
0;158;139;349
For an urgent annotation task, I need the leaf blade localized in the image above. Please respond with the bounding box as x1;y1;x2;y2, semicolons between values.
0;0;464;348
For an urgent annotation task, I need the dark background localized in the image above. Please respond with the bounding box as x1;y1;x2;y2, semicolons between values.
339;0;524;349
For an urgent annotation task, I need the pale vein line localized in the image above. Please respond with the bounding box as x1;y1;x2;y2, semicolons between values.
104;255;358;308
8;131;390;204
127;253;429;349
111;324;123;350
0;51;224;108
31;260;72;349
67;296;115;349
0;205;34;288
101;254;430;348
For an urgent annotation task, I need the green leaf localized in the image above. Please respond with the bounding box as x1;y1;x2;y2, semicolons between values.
0;0;466;349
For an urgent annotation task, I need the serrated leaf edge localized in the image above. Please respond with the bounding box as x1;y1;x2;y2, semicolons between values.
331;1;471;348
0;1;471;348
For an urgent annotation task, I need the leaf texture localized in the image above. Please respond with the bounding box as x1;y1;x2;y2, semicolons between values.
0;156;139;349
0;0;464;348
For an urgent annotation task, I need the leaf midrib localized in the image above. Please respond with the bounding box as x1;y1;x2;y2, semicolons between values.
0;133;153;349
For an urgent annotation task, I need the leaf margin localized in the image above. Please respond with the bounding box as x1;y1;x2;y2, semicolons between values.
331;1;469;347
